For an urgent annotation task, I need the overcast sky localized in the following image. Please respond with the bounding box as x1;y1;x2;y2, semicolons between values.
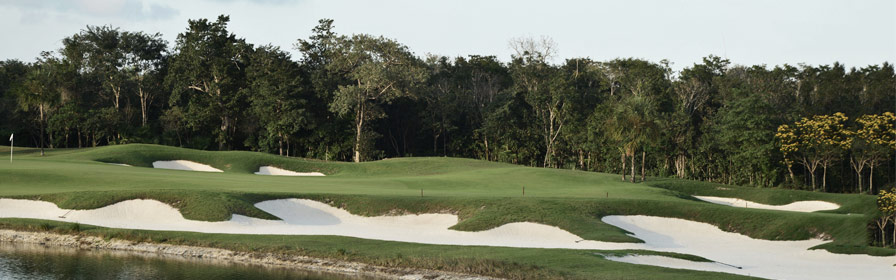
0;0;893;71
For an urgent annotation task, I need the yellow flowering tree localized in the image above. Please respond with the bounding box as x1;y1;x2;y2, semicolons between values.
775;124;799;185
775;113;850;191
876;188;896;247
852;112;896;193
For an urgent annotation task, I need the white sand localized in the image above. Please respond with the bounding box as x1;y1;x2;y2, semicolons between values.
0;198;892;279
106;163;132;167
152;160;223;172
602;215;895;280
254;166;325;176
694;196;840;212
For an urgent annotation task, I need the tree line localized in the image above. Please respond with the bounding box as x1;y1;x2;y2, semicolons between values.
2;15;894;194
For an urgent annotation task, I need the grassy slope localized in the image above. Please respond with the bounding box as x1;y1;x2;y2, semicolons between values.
0;144;892;277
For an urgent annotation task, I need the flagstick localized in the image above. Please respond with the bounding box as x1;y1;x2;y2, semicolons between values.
9;137;12;163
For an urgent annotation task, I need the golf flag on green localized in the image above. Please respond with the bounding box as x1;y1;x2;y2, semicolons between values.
8;134;11;142
9;133;12;163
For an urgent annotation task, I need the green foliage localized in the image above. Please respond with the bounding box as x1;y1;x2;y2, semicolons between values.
0;16;893;194
246;45;309;155
166;15;252;150
327;33;428;162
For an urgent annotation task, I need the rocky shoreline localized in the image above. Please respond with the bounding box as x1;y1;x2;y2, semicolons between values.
0;229;497;280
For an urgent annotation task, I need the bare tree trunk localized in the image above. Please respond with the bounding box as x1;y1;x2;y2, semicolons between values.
578;149;584;170
621;153;626;182
630;154;636;183
219;115;229;150
353;99;364;163
804;159;818;191
483;135;489;161
139;87;148;127
675;154;687;178
787;163;795;185
39;104;45;156
433;133;438;156
891;215;895;248
442;124;448;157
641;150;646;182
822;163;827;192
892;215;896;248
109;77;121;110
870;161;875;194
278;132;283;156
810;171;816;191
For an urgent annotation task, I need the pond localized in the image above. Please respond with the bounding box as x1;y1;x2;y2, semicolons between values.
0;242;375;280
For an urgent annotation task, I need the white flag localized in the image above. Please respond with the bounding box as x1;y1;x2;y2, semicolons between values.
8;134;11;142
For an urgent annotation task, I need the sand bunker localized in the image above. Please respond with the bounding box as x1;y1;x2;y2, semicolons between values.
0;198;891;279
602;215;894;280
106;163;132;167
254;166;325;176
152;160;222;172
694;196;839;212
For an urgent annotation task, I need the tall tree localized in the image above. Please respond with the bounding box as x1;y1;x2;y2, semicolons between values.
715;67;779;187
166;15;252;150
247;45;308;156
853;113;896;193
15;53;62;155
0;60;30;141
295;19;352;160
508;36;567;167
121;31;167;127
605;94;657;183
62;25;127;110
328;34;427;162
457;55;510;161
777;113;850;191
423;55;458;156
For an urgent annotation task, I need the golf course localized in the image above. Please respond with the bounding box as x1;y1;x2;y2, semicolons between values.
0;144;893;279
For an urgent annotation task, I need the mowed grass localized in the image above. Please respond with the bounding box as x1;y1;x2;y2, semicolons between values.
0;144;892;278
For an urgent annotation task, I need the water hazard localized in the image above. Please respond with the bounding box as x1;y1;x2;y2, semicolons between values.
0;242;371;280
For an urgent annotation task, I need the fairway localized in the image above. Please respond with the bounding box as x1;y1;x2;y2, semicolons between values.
0;144;893;279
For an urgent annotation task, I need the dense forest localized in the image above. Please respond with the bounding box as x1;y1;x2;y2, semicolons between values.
1;16;894;194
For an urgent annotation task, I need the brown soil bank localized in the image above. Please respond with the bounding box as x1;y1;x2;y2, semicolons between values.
0;229;497;280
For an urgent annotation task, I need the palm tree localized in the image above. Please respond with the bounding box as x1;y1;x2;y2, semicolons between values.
16;56;61;156
605;94;658;183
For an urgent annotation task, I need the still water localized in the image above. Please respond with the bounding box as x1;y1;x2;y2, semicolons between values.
0;242;370;280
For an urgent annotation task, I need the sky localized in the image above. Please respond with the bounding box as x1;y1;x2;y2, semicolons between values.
0;0;893;71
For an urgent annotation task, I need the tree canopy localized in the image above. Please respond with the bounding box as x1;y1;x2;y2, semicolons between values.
1;15;894;195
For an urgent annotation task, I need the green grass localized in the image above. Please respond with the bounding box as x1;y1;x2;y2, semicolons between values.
0;218;754;280
0;144;892;278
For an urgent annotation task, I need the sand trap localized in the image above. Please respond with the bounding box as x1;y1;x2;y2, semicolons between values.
0;198;892;279
254;166;325;176
106;163;132;167
152;160;222;172
601;215;894;280
694;196;839;212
